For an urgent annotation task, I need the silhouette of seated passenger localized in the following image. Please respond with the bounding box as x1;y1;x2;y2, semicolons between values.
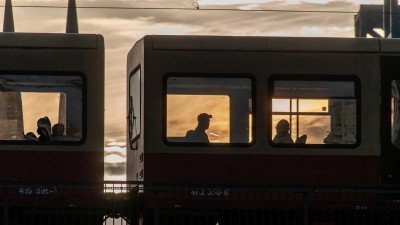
295;134;307;144
185;113;212;143
273;119;294;144
37;116;52;141
24;132;38;141
273;119;307;144
52;123;65;141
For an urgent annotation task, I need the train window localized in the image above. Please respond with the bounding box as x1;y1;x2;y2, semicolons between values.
129;69;141;150
166;76;253;144
391;81;400;148
0;75;83;142
271;79;357;145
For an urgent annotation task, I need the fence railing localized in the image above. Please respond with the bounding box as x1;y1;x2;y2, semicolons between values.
1;182;400;225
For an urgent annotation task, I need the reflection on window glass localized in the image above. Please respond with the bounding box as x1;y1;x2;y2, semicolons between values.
272;99;329;113
129;69;140;149
272;99;291;112
299;99;328;112
271;80;357;145
0;75;83;142
392;81;400;148
166;76;252;144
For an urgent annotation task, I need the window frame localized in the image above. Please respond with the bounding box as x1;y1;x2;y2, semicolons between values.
390;80;400;149
162;73;256;147
0;71;87;145
268;74;361;148
128;66;141;150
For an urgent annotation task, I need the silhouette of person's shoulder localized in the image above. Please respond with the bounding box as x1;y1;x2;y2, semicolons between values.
185;130;195;141
273;133;294;144
185;129;209;142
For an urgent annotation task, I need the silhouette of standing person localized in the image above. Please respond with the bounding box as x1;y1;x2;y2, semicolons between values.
185;113;212;143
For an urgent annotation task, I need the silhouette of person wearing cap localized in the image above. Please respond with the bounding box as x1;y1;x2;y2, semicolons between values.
185;113;212;143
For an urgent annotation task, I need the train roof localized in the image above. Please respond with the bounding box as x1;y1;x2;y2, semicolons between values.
132;35;400;53
0;32;102;49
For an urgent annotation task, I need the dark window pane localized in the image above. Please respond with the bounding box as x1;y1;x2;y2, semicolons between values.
129;69;141;149
272;80;357;145
0;75;83;142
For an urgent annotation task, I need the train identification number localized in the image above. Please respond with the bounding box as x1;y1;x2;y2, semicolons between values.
18;186;58;195
190;188;230;197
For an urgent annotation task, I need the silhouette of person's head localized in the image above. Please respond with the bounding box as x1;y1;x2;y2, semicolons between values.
25;132;38;141
276;119;290;134
52;123;65;137
37;116;51;141
197;113;212;130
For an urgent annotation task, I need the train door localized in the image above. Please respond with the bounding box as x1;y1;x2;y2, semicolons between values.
381;56;400;184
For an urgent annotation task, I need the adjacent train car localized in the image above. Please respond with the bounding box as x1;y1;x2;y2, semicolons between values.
126;35;400;224
0;32;104;224
127;35;400;185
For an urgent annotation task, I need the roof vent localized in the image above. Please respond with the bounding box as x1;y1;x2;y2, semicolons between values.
66;0;79;33
3;0;15;32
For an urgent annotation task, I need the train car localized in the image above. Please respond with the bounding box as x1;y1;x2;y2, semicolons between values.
126;35;400;225
0;32;104;224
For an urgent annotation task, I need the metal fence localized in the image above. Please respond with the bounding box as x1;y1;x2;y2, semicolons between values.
2;182;400;225
0;181;135;225
139;184;400;225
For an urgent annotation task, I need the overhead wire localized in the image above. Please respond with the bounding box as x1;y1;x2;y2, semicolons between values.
0;4;371;14
0;4;396;16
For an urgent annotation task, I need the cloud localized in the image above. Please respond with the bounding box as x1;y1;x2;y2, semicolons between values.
104;161;126;181
200;0;277;5
106;140;126;147
104;145;126;161
199;0;382;5
104;143;126;180
300;26;324;36
105;154;125;163
104;174;126;181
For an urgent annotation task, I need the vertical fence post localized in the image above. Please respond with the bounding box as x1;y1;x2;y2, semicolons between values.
154;191;159;225
3;188;9;225
302;192;309;225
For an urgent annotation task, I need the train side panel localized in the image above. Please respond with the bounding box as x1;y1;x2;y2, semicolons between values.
0;33;104;183
127;38;146;182
127;36;390;186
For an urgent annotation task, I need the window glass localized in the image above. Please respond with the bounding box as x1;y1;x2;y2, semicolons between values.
129;69;141;149
0;75;83;142
166;76;252;144
271;80;357;145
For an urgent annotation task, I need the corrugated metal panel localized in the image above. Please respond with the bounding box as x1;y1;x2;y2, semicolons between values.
151;35;267;51
0;33;99;48
151;35;382;53
266;37;380;52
